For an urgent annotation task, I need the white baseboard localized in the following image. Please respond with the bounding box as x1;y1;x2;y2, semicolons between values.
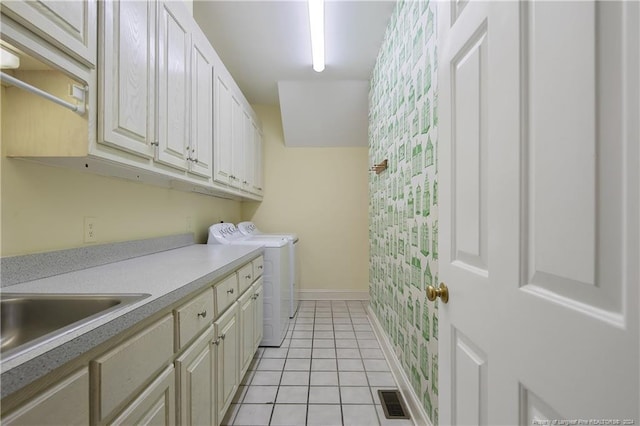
298;289;370;300
367;305;431;426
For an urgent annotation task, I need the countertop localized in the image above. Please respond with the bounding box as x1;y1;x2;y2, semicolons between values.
0;243;263;399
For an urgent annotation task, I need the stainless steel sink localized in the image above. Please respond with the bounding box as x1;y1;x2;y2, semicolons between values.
0;293;150;360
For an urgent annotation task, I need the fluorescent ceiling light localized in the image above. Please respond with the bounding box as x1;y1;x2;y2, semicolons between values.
308;0;325;72
0;46;20;69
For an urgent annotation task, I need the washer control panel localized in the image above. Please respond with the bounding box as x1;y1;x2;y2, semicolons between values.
237;221;258;235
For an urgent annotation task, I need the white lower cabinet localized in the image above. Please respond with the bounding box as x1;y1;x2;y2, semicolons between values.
214;303;240;423
175;325;215;426
91;314;174;424
0;257;264;426
110;366;175;426
2;368;89;425
252;278;264;350
239;287;255;377
239;277;265;378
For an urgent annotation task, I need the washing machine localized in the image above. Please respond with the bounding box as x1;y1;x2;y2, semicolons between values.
237;221;300;317
208;223;290;347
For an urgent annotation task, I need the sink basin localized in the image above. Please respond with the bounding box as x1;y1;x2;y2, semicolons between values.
0;293;150;360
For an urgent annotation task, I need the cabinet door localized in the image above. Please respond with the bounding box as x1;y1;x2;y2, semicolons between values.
242;110;254;192
3;368;89;425
252;278;264;350
156;0;191;171
99;0;156;159
1;0;97;67
214;303;239;421
176;326;215;426
230;95;244;189
110;366;175;426
189;26;214;179
213;71;233;185
238;289;255;377
253;124;264;196
92;314;174;423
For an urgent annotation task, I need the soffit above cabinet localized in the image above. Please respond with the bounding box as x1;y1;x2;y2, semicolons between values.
278;80;369;147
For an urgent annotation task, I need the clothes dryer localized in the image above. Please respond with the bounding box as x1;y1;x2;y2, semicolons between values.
237;221;299;317
208;223;290;346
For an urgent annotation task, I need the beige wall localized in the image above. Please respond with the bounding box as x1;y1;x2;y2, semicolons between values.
0;157;241;256
242;105;369;294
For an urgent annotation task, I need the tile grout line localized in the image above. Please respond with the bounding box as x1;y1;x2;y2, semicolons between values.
305;301;315;426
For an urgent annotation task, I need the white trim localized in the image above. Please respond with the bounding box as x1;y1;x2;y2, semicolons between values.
298;289;369;300
367;305;431;426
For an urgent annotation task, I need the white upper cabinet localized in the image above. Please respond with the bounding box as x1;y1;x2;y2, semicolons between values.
189;26;215;179
1;0;97;67
213;63;264;197
252;122;264;196
5;0;263;200
230;94;244;189
99;0;156;159
213;70;234;186
241;109;254;192
156;0;191;172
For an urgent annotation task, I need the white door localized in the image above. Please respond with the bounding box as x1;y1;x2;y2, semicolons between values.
437;1;639;424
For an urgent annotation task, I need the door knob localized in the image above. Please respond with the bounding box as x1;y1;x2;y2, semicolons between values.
427;283;449;303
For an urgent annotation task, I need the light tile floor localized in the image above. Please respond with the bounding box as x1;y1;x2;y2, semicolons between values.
222;300;414;426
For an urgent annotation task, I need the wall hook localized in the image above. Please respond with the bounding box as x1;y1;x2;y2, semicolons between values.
369;159;388;175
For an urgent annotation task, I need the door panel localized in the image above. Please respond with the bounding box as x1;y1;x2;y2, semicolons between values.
451;25;488;273
521;1;626;316
452;329;487;426
519;386;563;426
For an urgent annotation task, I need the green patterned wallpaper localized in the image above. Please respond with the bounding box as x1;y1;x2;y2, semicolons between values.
368;0;438;423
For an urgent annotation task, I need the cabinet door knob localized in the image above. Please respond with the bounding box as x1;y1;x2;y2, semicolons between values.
226;288;234;294
257;265;263;270
197;310;207;318
245;274;252;280
213;338;221;346
220;333;226;340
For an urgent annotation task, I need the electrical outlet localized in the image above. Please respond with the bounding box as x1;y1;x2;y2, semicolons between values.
84;217;97;243
186;216;193;233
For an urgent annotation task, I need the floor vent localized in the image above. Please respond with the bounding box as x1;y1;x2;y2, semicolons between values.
378;389;411;420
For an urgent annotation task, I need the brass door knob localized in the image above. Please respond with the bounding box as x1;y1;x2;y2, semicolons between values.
427;283;449;303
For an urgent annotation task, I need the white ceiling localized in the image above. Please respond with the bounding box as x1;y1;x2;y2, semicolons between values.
193;0;395;147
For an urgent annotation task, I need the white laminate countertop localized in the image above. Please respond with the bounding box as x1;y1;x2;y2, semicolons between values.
0;243;263;399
